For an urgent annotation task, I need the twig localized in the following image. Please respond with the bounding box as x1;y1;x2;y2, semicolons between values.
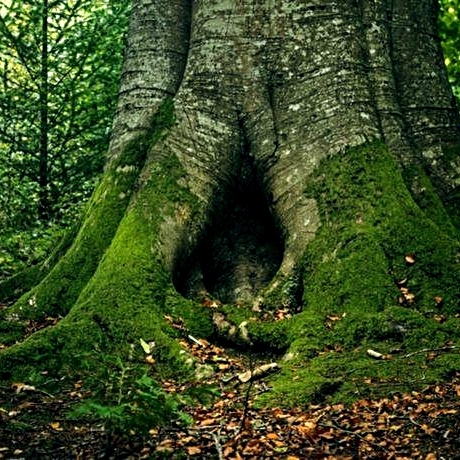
212;432;224;460
402;346;459;359
319;420;389;453
240;349;254;432
188;425;222;431
187;334;206;347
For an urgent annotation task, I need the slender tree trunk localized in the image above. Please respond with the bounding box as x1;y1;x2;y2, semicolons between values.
38;0;49;220
1;0;460;404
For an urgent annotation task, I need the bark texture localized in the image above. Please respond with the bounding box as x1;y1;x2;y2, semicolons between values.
1;0;460;404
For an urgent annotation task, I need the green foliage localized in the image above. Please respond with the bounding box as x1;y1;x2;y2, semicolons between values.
72;361;193;438
0;0;130;276
439;0;460;99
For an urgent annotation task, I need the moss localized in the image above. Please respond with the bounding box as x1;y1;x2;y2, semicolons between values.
262;142;460;405
249;318;292;352
0;218;80;303
259;270;303;311
0;100;177;345
2;138;459;409
419;142;460;231
165;292;214;339
0;265;42;304
0;99;212;386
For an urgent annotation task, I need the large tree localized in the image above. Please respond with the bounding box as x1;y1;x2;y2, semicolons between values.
1;0;460;407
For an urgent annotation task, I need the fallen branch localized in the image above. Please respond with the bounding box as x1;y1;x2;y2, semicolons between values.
237;362;280;383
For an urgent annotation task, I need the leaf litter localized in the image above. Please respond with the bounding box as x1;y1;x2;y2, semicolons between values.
1;326;459;459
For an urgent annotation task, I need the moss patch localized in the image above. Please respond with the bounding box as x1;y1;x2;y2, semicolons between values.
2;140;459;410
259;142;460;406
0;104;213;388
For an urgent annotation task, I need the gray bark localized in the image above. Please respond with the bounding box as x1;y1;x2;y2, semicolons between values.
114;0;459;304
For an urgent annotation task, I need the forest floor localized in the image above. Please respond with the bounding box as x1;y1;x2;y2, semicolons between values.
1;306;460;459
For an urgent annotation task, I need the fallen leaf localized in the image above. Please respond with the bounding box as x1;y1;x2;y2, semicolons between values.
405;253;416;265
140;338;151;354
295;421;317;436
11;383;36;393
186;446;202;455
199;418;217;426
434;296;444;307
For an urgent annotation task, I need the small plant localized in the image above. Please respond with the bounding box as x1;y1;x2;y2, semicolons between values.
72;360;192;438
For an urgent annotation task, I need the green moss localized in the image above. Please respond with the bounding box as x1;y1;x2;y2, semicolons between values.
262;142;460;405
2;137;459;410
260;270;303;310
402;164;459;238
166;292;214;339
441;144;460;229
0;100;211;385
0;218;80;303
0;100;177;344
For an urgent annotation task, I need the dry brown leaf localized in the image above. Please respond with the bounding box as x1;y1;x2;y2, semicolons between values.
223;446;234;457
199;418;217;426
434;296;444;307
11;382;36;393
155;439;175;453
186;446;202;456
405;253;416;265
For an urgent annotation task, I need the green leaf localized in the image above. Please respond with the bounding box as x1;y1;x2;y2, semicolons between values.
139;338;151;354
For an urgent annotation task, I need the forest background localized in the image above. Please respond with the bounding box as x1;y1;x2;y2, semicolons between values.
0;0;459;279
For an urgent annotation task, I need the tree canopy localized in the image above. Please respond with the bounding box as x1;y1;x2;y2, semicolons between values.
439;0;460;98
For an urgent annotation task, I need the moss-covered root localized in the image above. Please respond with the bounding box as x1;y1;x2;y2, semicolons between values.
0;101;176;345
0;119;216;390
0;220;79;303
262;142;460;405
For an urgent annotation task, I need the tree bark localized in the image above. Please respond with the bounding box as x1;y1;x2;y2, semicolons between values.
1;0;460;404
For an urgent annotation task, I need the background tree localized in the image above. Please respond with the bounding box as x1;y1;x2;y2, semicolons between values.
1;0;460;413
439;0;460;98
0;0;130;276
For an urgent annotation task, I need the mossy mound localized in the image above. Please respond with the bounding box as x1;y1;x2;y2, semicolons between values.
257;142;460;405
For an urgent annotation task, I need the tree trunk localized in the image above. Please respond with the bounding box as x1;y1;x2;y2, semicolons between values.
1;0;460;404
38;0;50;220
